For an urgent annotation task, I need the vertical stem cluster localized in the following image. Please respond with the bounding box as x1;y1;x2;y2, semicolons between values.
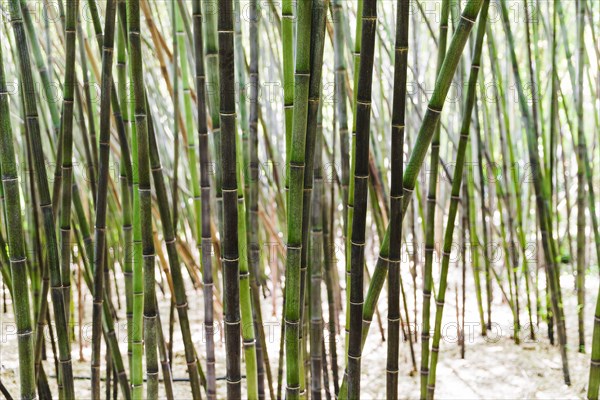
0;33;36;400
8;0;75;397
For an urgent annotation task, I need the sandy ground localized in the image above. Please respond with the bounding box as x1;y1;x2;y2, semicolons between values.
0;264;596;399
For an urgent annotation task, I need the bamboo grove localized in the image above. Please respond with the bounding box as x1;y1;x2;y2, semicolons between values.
0;0;598;399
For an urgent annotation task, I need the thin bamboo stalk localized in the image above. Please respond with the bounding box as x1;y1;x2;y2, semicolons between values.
420;0;449;395
346;1;377;397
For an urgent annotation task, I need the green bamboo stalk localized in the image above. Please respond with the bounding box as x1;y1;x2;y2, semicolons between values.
128;0;159;396
91;0;117;396
192;0;217;397
282;0;294;168
387;0;410;398
284;0;312;397
59;0;79;335
0;31;36;400
420;0;449;396
116;5;133;369
8;0;75;397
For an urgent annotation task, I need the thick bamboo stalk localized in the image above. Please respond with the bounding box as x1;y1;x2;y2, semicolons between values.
218;0;242;397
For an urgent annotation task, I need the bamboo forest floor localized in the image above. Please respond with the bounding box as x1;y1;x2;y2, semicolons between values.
0;268;596;399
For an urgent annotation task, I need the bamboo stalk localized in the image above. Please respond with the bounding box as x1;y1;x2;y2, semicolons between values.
218;0;242;397
284;1;312;398
387;1;410;398
90;0;117;397
192;0;217;397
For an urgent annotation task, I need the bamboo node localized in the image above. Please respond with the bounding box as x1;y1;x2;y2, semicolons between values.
239;272;250;280
435;300;445;306
420;368;429;375
387;369;400;374
460;13;476;24
427;105;442;114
